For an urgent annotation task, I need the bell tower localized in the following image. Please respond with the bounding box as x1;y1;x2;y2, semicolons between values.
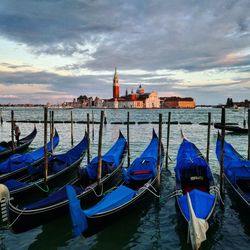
113;67;119;99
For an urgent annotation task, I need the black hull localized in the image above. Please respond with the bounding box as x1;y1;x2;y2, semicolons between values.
0;127;37;159
7;162;123;233
225;175;250;211
214;123;248;134
0;158;44;183
10;156;84;202
83;177;158;237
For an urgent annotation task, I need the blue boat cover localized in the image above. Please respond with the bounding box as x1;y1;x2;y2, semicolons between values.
27;133;88;176
123;129;161;182
85;132;126;180
4;179;28;191
216;138;250;183
0;146;6;152
0;132;59;174
66;184;136;236
84;185;136;216
3;134;87;192
175;139;213;183
66;185;88;237
178;189;216;220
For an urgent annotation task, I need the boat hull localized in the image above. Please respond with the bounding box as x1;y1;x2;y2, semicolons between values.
5;160;123;233
83;177;158;237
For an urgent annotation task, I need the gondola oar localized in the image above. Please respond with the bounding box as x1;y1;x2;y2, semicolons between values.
187;192;209;250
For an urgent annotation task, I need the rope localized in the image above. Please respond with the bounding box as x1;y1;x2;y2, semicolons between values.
8;208;26;228
139;183;160;198
34;182;49;193
86;182;103;197
209;185;225;206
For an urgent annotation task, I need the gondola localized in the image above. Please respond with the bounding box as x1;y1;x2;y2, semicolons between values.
1;131;127;233
216;134;250;209
174;137;217;250
66;129;164;237
0;130;60;183
0;126;37;159
1;132;88;201
214;123;248;134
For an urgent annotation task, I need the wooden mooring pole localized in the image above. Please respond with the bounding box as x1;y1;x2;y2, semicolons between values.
248;109;250;160
11;110;15;152
220;107;225;205
51;110;54;153
71;111;74;147
0;109;3;125
44;107;48;184
49;111;52;143
157;113;162;189
127;112;130;167
206;112;211;163
165;112;171;169
92;110;94;141
97;111;104;188
87;113;90;164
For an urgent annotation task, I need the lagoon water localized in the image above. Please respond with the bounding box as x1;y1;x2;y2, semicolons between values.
0;107;250;250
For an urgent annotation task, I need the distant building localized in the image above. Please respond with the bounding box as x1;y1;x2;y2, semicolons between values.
104;68;160;108
160;97;196;108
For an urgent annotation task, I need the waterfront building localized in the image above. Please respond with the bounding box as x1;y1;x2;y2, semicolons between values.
160;97;196;108
104;68;160;108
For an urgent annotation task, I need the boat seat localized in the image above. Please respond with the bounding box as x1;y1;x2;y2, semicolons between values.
131;170;151;175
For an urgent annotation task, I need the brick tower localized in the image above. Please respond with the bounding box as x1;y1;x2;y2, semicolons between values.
113;67;119;99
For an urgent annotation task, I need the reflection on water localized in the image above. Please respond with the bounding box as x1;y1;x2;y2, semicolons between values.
0;107;250;249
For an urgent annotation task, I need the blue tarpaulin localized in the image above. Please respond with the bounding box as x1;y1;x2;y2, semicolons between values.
123;129;160;182
178;189;216;220
84;185;136;216
216;138;250;183
85;132;126;180
175;139;213;183
0;132;59;174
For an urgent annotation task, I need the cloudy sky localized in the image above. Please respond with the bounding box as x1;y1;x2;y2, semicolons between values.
0;0;249;105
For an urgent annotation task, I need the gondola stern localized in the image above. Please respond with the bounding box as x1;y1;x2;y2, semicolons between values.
66;185;88;237
119;130;125;139
152;128;158;139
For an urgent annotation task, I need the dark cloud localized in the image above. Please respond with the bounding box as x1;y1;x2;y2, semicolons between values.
0;0;250;104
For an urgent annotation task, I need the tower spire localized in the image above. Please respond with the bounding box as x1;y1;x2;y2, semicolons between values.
113;67;119;99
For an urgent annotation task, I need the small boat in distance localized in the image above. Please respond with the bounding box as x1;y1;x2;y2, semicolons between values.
66;129;164;237
174;137;217;250
214;123;248;134
0;126;37;159
216;134;250;209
